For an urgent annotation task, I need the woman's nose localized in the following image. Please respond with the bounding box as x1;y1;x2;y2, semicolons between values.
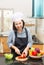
17;25;20;27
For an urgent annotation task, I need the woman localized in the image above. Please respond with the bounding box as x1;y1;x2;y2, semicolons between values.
8;12;33;59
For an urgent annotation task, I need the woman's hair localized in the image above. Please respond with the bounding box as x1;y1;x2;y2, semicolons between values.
13;20;25;32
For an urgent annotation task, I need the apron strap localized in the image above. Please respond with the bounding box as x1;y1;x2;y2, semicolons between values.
24;28;28;43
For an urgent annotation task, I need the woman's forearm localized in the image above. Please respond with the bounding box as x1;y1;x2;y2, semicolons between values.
11;45;17;50
25;46;29;52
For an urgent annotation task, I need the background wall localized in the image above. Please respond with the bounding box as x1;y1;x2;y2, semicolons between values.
0;0;44;43
0;0;35;35
36;19;44;43
0;0;32;17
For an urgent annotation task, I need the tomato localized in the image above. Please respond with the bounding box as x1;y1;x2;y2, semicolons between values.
21;53;26;58
18;53;26;59
32;51;37;56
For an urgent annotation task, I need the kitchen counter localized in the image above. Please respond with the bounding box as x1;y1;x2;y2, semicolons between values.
0;56;44;65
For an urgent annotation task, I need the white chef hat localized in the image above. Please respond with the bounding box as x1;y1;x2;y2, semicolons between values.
12;12;24;22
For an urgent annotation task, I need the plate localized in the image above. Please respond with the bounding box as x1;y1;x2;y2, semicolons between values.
15;56;28;61
29;55;44;59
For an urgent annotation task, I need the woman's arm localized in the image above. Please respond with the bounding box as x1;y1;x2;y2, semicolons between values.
7;30;15;48
27;28;33;48
7;31;21;55
11;45;21;55
22;28;33;56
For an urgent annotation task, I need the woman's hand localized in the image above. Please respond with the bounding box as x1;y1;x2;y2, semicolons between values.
22;49;28;56
22;47;29;56
11;45;21;55
15;47;21;55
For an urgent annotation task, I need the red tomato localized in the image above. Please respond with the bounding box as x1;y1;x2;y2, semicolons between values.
18;53;26;59
32;51;37;56
21;53;26;58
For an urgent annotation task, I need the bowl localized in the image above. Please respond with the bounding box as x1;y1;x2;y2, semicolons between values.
15;56;28;61
29;55;44;59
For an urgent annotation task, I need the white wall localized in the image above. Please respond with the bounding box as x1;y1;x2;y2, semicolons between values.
0;0;36;36
37;19;44;43
0;0;32;17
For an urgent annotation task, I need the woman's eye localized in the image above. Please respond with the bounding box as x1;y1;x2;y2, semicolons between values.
19;22;21;24
15;24;18;25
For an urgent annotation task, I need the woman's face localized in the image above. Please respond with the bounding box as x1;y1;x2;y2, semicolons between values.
15;20;23;30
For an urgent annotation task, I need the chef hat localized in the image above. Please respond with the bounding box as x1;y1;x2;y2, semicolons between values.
12;12;24;22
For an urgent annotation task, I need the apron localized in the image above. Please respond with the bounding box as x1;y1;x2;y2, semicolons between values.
11;28;28;59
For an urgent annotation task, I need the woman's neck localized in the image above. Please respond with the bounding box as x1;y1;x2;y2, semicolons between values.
17;29;23;33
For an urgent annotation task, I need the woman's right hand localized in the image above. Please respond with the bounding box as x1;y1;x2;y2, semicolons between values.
15;47;21;55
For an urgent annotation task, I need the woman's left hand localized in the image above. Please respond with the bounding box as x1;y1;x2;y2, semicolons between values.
22;47;29;56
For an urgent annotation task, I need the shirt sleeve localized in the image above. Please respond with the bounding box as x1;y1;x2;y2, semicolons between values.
26;28;33;48
7;30;15;48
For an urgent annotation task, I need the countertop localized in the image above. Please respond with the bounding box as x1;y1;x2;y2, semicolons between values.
0;56;44;65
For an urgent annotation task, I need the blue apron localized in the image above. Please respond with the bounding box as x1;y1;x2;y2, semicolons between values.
11;28;28;59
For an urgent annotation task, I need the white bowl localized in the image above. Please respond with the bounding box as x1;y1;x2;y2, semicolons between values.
15;56;28;61
29;55;44;59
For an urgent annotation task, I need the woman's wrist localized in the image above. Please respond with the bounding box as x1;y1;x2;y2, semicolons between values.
11;45;16;50
25;46;29;51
